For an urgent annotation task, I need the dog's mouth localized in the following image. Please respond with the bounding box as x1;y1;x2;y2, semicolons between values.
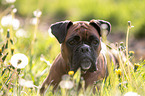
70;48;97;72
80;59;92;71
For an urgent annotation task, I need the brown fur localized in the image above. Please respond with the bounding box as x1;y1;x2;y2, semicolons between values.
40;21;114;94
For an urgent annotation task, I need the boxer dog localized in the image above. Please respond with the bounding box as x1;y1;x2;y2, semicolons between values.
40;20;116;94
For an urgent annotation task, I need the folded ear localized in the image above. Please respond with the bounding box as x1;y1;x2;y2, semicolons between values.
50;20;73;43
89;20;111;36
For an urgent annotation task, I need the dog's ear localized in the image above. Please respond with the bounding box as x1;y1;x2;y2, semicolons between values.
50;20;73;43
89;20;111;36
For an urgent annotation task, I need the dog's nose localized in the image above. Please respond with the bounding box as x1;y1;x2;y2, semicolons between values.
80;44;90;53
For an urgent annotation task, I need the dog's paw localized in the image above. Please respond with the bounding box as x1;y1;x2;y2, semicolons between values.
40;86;45;95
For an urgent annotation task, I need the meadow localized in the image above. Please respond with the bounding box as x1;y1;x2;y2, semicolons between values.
0;0;145;96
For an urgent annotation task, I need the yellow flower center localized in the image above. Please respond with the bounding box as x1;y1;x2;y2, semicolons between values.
68;71;74;76
134;63;140;67
129;51;134;54
115;69;121;76
0;48;2;53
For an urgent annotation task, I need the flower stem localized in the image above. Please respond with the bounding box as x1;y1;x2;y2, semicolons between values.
126;21;133;84
31;16;39;55
126;21;130;65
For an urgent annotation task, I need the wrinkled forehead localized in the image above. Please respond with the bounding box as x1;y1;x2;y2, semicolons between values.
66;21;100;39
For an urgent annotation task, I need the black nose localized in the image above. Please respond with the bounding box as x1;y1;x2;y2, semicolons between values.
80;44;90;53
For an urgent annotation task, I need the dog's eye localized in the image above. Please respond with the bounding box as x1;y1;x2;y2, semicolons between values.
89;36;99;46
74;36;80;41
69;40;76;45
92;40;99;45
68;36;80;46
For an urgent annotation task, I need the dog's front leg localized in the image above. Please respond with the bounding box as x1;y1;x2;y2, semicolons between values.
40;54;69;95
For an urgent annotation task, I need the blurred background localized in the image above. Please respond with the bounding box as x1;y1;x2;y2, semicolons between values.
0;0;145;93
0;0;145;60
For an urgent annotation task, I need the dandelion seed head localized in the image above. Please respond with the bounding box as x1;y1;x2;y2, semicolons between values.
124;92;140;96
18;79;35;88
16;29;27;38
59;80;74;89
30;18;39;25
12;8;17;13
10;53;28;69
33;9;42;17
1;15;12;26
1;14;20;30
6;0;16;3
12;19;20;30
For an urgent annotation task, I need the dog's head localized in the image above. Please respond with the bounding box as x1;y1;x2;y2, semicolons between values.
50;20;111;73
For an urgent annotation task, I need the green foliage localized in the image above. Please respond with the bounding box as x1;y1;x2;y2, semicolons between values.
1;0;142;38
1;0;145;37
0;0;145;96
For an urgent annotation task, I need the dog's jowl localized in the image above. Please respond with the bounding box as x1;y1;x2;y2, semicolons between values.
40;20;116;94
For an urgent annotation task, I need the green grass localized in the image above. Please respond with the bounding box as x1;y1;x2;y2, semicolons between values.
0;1;145;96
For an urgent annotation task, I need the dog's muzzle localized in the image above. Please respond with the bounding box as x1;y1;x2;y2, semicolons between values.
79;44;93;70
80;59;92;70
